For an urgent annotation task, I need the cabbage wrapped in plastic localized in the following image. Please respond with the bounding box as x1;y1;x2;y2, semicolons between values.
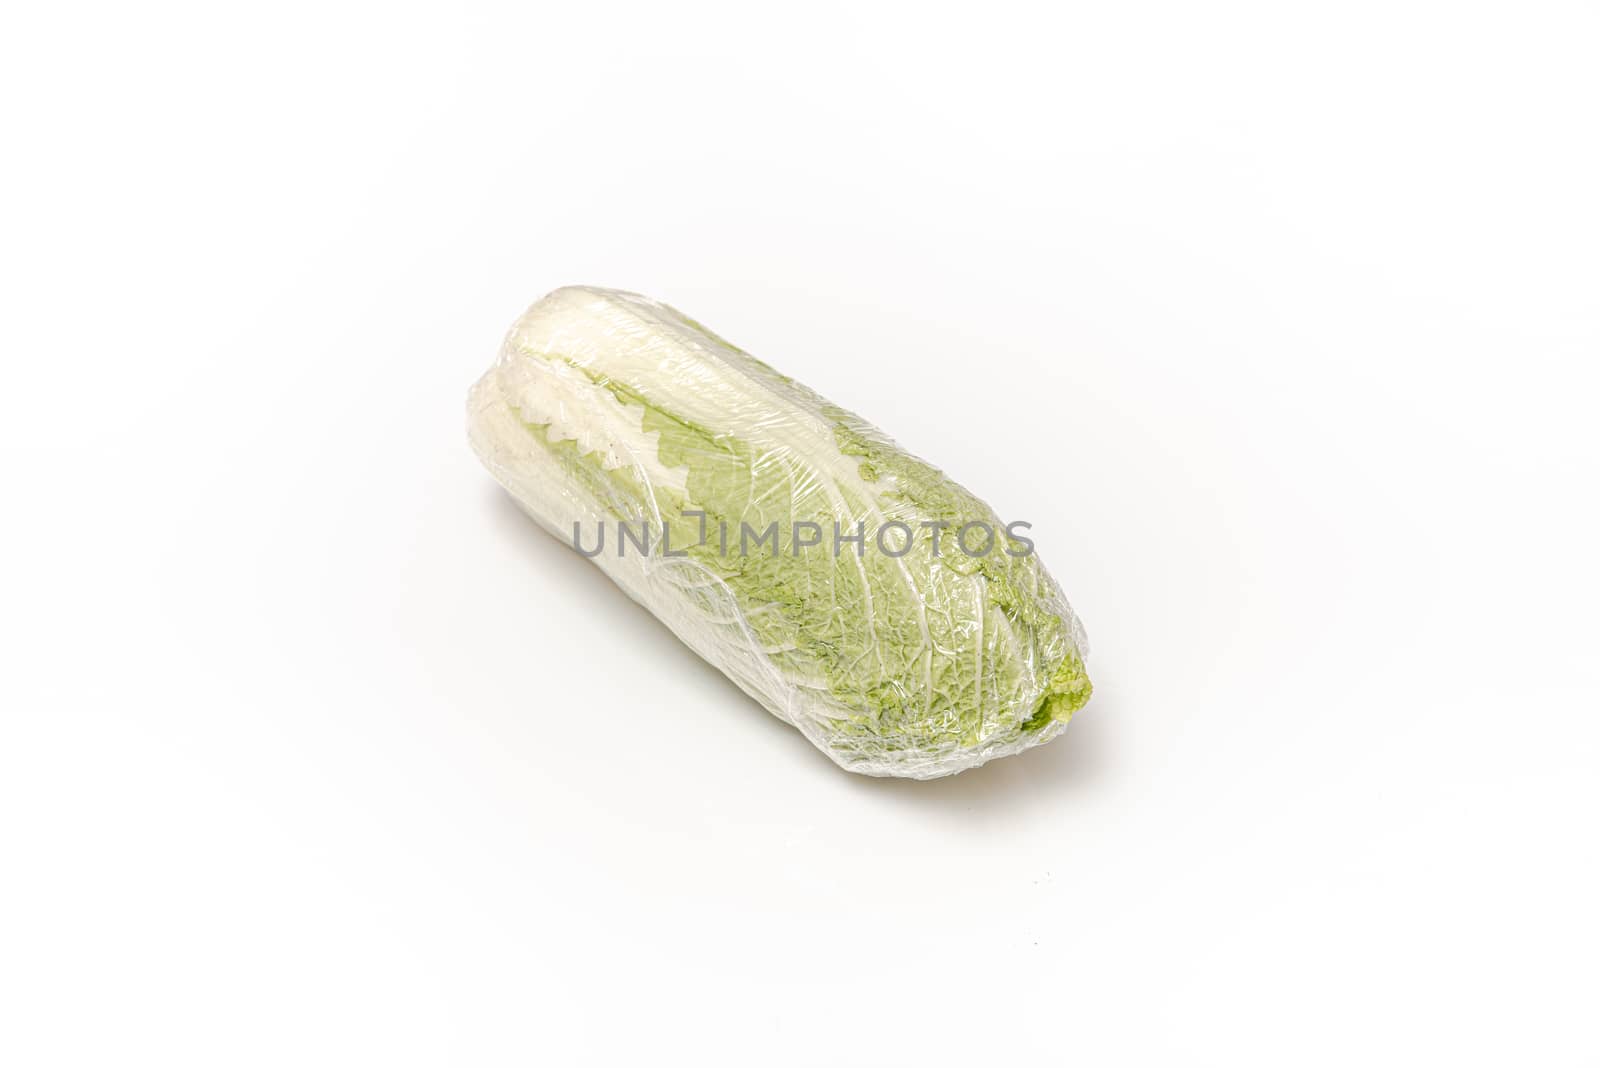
467;287;1091;778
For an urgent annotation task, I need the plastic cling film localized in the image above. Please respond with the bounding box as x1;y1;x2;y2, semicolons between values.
467;286;1091;779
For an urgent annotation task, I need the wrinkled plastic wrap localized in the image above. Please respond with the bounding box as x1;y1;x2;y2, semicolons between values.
467;287;1091;778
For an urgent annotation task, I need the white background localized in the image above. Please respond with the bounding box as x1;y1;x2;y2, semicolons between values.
4;2;1597;1064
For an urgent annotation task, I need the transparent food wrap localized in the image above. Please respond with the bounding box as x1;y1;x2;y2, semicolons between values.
467;286;1091;778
